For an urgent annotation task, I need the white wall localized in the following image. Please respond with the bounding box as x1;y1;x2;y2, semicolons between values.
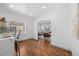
51;7;71;51
0;10;34;41
34;4;72;51
70;3;79;56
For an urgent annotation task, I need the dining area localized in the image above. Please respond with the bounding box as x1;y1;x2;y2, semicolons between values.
37;20;51;44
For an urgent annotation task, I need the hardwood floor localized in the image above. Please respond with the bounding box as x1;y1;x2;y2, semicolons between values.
18;39;72;56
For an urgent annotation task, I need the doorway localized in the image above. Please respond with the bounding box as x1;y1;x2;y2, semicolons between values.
37;20;51;43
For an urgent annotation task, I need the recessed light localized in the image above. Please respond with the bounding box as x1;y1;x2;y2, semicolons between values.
40;19;42;20
29;13;33;16
41;6;46;9
10;4;14;8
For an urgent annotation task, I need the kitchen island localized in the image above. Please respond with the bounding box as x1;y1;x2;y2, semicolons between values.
0;36;15;56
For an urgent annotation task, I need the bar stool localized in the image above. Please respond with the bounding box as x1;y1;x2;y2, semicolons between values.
15;30;21;56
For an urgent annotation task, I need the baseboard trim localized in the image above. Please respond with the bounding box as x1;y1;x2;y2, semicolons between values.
51;42;71;51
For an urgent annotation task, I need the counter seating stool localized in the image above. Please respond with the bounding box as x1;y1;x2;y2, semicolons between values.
15;30;21;56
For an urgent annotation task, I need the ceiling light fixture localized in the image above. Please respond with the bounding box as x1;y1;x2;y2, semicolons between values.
42;6;46;9
29;13;33;16
10;4;14;8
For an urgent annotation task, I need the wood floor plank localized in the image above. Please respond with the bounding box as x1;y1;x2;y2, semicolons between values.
18;39;72;56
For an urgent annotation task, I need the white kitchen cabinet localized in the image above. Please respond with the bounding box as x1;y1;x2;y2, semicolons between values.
0;37;15;56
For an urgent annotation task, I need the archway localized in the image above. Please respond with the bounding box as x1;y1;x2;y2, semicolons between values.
34;19;52;44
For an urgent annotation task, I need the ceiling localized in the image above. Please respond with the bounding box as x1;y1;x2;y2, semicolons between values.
0;3;70;19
